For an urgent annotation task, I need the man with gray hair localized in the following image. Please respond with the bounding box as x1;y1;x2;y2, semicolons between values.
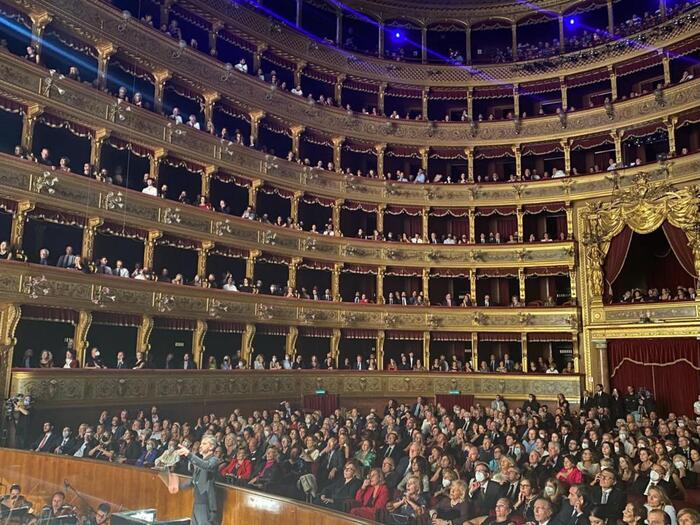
176;435;220;525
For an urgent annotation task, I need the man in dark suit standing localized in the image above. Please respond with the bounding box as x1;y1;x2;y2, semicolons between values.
468;463;503;517
177;435;220;525
593;384;611;410
183;353;196;370
589;469;626;521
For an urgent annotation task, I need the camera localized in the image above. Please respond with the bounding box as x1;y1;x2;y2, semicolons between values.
4;393;32;419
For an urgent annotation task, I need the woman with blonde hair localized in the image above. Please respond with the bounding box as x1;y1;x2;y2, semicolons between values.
644;485;677;525
429;479;471;525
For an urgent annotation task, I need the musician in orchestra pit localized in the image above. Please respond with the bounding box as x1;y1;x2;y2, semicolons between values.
28;491;75;525
0;484;28;510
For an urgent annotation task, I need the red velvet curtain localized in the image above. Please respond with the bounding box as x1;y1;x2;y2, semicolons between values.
662;223;697;278
498;216;518;238
555;215;568;238
608;338;700;415
604;226;633;297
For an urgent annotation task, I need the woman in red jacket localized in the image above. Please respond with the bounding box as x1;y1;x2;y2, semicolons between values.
350;468;390;520
219;447;252;484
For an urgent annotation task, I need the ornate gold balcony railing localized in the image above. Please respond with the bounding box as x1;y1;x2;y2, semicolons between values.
8;368;585;407
2;50;699;208
179;0;698;86
0;155;577;269
17;0;700;147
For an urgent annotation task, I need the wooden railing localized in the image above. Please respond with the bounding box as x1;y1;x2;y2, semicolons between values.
0;448;372;525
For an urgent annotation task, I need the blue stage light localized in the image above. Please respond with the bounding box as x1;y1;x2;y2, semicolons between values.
568;17;576;25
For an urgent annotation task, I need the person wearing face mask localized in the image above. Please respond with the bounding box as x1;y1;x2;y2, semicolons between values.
658;458;686;501
54;427;78;455
468;463;503;517
632;464;674;498
137;439;159;467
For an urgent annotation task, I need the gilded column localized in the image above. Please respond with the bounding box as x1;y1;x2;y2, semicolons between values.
465;147;474;183
571;332;580;373
513;84;520;118
290;190;302;224
592;338;609;391
421;89;429;119
560;76;568;110
90;128;110;172
376;266;385;304
252;44;267;73
197;240;213;279
513;145;522;180
569;266;578;304
202;165;215;201
21;104;43;153
558;15;565;53
249;110;264;147
511;22;518;61
136;315;153;358
665;116;677;156
608;66;618;100
81;217;104;262
241;323;256;367
332;136;344;170
376;330;385;370
471;332;479;371
290;125;304;159
662;54;671;85
561;139;571;175
335;11;343;46
375;143;386;178
202;91;219;125
419;147;429;173
332;263;343;301
606;0;615;35
10;201;35;253
0;304;21;404
378;82;386;115
248;179;262;208
332;199;343;233
611;129;623;164
246;249;260;280
565;202;574;240
467;88;473;119
378;23;385;58
29;11;51;61
468;208;475;244
288;257;301;290
143;230;162;270
422;268;430;301
209;21;222;56
294;61;306;87
421;207;429;242
335;74;345;105
286;326;298;359
192;320;207;369
468;269;476;298
74;310;93;367
422;331;430;370
465;26;472;65
518;268;526;303
330;328;341;367
376;204;385;233
95;43;116;91
516;206;524;242
149;148;167;183
520;333;528;373
421;27;428;63
152;69;171;114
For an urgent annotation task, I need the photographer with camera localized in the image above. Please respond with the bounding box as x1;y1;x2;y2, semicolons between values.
5;393;32;449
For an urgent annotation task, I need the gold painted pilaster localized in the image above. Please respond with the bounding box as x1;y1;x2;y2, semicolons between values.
10;200;35;253
608;66;618;101
569;266;578;304
513;145;522;180
565;202;574;240
468;208;475;244
465;147;474;183
252;44;267;73
249;110;264;147
467;87;473;119
0;304;21;403
241;323;256;367
378;83;386;115
516;206;524;242
465;26;472;65
248;179;262;208
419;146;428;172
290;125;304;159
330;328;341;367
376;330;385;370
513;84;520;117
21;104;43;153
74;310;92;367
591;338;609;391
611;129;623;163
511;22;518;61
202;91;219;125
665;116;677;156
143;230;162;270
561;139;571;175
95;42;116;91
662;54;671;85
90;128;110;172
29;11;51;61
421;207;429;242
375;143;386;178
520;332;528;373
571;332;580;373
518;268;526;303
81;217;104;262
471;332;479;371
201;165;215;200
290;190;302;224
209;21;222;57
136;315;153;359
422;331;430;370
149;147;167;183
422;268;430;301
192;319;207;369
332;136;344;170
558;15;565;53
288;256;301;290
152;69;171;114
377;204;385;233
335;74;345;105
294;61;306;87
246;249;260;281
421;89;428;118
332;199;343;233
197;240;213;279
376;266;385;304
468;269;476;297
332;263;343;301
560;76;568;110
286;326;298;359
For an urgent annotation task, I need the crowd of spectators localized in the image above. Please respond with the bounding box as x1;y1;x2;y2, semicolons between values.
618;287;697;303
21;386;700;525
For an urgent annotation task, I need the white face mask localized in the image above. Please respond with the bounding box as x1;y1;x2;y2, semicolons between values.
146;445;153;451
581;443;589;449
475;471;486;483
442;479;451;488
649;470;660;481
674;460;686;470
544;486;555;496
63;431;70;438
